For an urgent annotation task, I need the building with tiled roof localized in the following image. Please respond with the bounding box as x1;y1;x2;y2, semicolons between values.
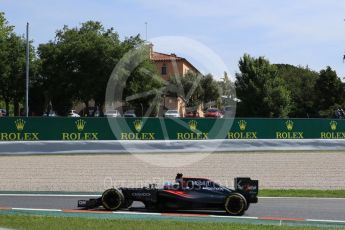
149;44;200;81
148;44;200;117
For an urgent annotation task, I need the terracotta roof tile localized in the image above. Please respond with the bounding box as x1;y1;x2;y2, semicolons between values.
149;48;200;74
150;52;183;61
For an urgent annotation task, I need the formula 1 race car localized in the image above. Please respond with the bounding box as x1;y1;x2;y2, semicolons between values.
78;174;258;216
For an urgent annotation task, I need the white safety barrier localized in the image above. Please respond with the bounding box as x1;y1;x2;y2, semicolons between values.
0;139;345;155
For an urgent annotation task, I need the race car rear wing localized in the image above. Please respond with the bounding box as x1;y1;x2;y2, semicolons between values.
234;177;259;203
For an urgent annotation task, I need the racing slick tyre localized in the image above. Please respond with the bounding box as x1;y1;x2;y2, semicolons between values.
224;193;247;216
101;188;124;211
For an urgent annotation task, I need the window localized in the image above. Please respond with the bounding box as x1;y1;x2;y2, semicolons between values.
161;64;167;75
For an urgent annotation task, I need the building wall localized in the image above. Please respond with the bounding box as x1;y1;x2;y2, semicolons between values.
154;61;184;80
182;63;194;75
151;49;199;117
154;61;197;79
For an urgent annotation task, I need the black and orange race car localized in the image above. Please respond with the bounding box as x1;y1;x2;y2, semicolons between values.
78;173;258;216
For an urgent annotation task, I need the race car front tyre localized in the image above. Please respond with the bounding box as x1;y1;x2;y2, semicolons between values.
224;193;247;216
101;188;124;211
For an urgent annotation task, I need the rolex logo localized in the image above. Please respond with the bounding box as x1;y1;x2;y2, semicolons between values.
15;119;26;131
238;120;247;131
133;120;143;132
75;119;86;131
330;121;337;131
285;120;294;131
188;120;197;131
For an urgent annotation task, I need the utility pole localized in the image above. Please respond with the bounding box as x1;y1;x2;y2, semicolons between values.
25;22;30;117
145;22;148;41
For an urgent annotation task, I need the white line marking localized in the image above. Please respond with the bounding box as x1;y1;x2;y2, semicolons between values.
259;197;345;200
117;212;257;219
115;211;161;216
209;215;258;220
12;208;62;212
0;194;100;197
306;219;345;223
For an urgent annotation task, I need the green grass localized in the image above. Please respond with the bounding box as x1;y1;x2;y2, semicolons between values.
0;215;336;230
260;189;345;198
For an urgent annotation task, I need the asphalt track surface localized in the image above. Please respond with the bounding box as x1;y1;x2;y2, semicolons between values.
0;194;344;221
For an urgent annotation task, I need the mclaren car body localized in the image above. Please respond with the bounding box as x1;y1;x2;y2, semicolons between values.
78;174;258;216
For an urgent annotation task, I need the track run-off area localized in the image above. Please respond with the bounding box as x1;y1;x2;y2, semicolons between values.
0;152;345;228
0;193;344;228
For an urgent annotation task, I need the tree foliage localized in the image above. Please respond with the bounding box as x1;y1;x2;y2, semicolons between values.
235;54;291;117
38;22;161;115
38;21;122;115
0;12;36;115
121;44;163;116
314;67;344;117
169;72;221;109
275;64;319;117
1;12;345;118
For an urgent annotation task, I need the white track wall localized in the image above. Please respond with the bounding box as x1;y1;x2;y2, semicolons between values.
0;139;345;155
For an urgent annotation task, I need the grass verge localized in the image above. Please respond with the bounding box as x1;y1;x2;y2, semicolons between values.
0;215;335;230
260;190;345;198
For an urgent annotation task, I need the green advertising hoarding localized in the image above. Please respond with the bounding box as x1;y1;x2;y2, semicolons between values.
0;117;344;141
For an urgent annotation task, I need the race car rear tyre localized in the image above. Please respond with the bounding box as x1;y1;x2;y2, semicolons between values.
224;193;247;216
102;188;124;211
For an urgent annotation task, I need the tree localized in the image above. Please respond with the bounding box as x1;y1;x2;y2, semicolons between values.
218;71;236;107
39;22;162;116
219;72;233;97
38;42;74;115
314;67;344;117
0;12;36;115
275;64;319;117
235;54;291;117
28;58;47;116
0;12;13;114
169;72;221;110
169;72;204;108
121;44;163;116
200;74;221;107
38;21;123;115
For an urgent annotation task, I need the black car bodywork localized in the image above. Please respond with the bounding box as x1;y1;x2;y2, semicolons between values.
78;174;258;216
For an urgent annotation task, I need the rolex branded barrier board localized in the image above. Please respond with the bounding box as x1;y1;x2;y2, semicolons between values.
0;117;343;141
